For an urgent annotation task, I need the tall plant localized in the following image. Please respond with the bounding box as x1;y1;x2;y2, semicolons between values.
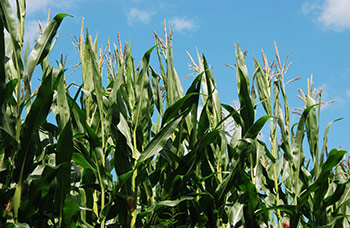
252;43;349;227
0;0;71;226
0;1;349;227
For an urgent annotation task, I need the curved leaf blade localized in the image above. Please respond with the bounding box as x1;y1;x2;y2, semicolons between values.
137;115;182;164
23;13;71;98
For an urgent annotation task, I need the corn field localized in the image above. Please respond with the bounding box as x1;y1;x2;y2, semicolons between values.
1;1;349;227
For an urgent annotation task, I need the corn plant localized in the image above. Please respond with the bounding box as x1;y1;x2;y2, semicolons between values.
251;43;349;227
0;0;73;226
1;1;349;227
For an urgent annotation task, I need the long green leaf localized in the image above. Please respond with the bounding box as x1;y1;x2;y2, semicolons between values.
23;13;70;99
133;45;156;134
150;66;164;116
63;195;80;227
86;30;105;140
0;13;7;129
202;55;221;126
52;65;70;130
72;152;96;171
137;115;182;164
0;0;19;39
237;66;254;134
318;149;347;181
244;115;271;139
13;68;60;221
55;120;73;227
14;69;60;181
221;103;244;128
161;92;199;126
320;118;343;166
164;40;184;107
253;58;271;116
138;195;194;218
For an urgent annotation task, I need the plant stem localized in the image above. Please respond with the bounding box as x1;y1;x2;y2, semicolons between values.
250;153;254;184
93;190;99;219
96;165;106;228
13;177;22;223
270;119;282;228
13;149;27;223
14;85;24;222
14;84;21;222
131;129;138;227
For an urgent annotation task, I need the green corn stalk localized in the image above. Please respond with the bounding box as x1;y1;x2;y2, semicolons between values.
0;0;69;223
1;4;349;227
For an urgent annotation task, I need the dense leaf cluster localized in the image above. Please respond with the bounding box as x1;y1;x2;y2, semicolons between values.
0;1;349;227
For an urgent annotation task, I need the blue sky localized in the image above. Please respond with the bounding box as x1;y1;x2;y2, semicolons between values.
10;0;350;151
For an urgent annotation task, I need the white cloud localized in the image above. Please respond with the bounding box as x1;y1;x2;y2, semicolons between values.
27;0;51;14
346;89;350;97
321;101;334;111
9;0;77;14
318;0;350;30
317;83;349;111
333;95;346;107
127;8;152;25
301;2;322;15
302;0;350;30
169;17;195;32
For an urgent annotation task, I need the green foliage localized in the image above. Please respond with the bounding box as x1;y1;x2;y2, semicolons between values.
0;1;349;227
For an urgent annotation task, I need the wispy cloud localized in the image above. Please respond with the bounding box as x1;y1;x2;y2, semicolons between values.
318;0;350;30
302;0;350;31
27;0;51;14
317;83;350;111
169;17;195;32
9;0;77;14
301;2;322;15
346;89;350;97
127;8;152;25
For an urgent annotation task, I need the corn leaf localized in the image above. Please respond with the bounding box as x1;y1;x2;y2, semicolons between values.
23;13;70;99
137;115;182;164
